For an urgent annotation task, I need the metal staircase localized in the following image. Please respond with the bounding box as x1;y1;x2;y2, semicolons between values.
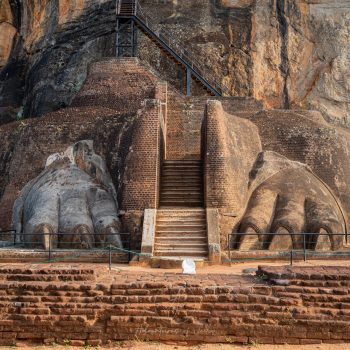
116;0;230;97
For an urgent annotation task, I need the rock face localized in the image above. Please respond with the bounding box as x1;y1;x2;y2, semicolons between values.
1;1;349;128
251;0;350;128
0;0;115;123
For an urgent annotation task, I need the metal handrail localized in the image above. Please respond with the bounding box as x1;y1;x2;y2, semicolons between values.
227;232;348;265
0;231;133;264
117;0;231;96
135;2;231;96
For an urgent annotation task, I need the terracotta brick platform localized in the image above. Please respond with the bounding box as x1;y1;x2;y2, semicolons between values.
0;264;350;345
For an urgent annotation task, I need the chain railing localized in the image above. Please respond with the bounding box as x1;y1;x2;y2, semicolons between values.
228;232;348;265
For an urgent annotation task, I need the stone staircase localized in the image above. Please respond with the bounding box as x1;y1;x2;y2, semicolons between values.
154;159;208;258
154;209;207;257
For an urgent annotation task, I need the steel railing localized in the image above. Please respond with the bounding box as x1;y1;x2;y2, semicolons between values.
117;0;231;96
0;231;134;267
228;232;348;265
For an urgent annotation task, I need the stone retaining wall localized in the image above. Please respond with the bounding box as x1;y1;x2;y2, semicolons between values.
0;265;349;345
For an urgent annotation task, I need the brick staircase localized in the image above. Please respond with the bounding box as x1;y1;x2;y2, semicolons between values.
159;160;203;207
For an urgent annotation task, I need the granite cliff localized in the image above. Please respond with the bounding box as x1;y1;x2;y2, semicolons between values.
1;0;349;127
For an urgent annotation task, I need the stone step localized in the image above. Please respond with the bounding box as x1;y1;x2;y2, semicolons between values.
157;208;205;212
162;176;202;181
161;183;202;188
157;215;206;221
160;197;203;202
156;230;207;235
160;190;202;194
156;220;206;226
155;236;207;243
160;193;203;199
157;211;206;218
162;169;202;173
156;224;206;231
162;169;202;174
154;249;208;257
163;160;201;163
160;183;202;188
162;165;201;168
161;174;202;179
162;174;201;179
155;243;208;249
167;105;206;110
156;217;206;222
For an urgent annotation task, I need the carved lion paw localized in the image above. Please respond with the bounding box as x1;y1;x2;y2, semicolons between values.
235;152;346;251
12;140;123;250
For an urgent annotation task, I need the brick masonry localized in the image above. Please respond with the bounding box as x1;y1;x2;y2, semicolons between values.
0;264;350;345
166;92;205;160
204;100;262;246
0;58;166;246
120;99;161;211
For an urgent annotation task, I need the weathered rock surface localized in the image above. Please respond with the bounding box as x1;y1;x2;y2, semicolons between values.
13;140;122;249
1;0;349;128
0;58;164;250
0;0;115;123
205;101;350;249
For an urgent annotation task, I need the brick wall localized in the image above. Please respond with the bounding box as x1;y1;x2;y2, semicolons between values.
72;58;159;115
165;92;205;160
120;100;161;211
0;265;350;345
204;100;262;244
205;100;262;210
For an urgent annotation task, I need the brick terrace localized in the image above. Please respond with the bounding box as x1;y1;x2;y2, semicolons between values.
0;263;350;345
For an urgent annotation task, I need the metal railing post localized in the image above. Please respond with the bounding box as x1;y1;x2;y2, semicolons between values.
303;233;307;262
48;232;52;262
228;235;231;263
109;244;112;271
134;0;138;16
186;68;191;96
290;249;293;266
128;235;131;262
